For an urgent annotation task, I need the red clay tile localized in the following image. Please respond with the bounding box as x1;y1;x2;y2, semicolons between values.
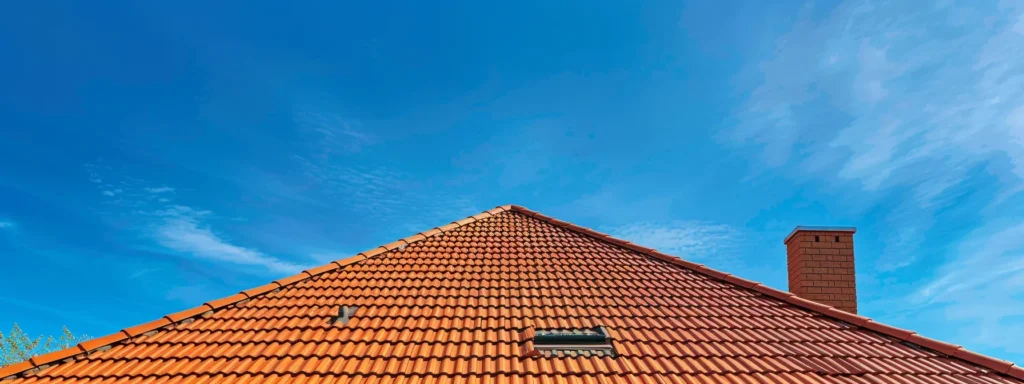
241;283;280;299
204;293;248;311
954;349;1014;373
454;217;477;226
122;318;172;338
78;331;129;352
381;240;407;251
162;305;212;323
750;284;793;302
862;321;914;341
785;295;831;314
403;234;428;243
332;254;366;268
28;345;84;368
1007;364;1024;380
694;266;730;281
359;247;388;258
437;223;460;232
5;205;1022;383
822;307;870;327
273;273;309;287
0;361;34;380
302;264;338;277
905;334;961;356
419;228;443;237
721;275;758;289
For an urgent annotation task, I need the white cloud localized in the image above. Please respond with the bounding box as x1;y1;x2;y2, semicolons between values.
559;185;675;223
152;206;305;273
0;220;14;230
611;221;739;260
85;164;307;274
916;222;1024;302
128;268;158;280
289;154;482;232
911;222;1024;353
727;1;1024;269
724;0;1024;354
293;106;374;157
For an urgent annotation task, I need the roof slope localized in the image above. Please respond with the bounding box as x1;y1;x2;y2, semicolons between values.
3;205;1022;383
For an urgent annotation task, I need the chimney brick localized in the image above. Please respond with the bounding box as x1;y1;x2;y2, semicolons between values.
784;226;857;314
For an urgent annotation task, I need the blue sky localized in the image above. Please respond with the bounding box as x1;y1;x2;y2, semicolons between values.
2;0;1024;364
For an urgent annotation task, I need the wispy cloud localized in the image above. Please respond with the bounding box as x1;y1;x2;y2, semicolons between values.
151;206;306;273
0;220;14;230
916;222;1024;303
726;0;1024;269
128;268;159;280
560;185;675;223
610;221;740;261
293;106;375;157
285;121;482;230
724;0;1024;353
910;221;1024;354
85;164;306;274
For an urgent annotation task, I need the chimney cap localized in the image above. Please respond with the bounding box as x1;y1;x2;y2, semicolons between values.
784;226;856;244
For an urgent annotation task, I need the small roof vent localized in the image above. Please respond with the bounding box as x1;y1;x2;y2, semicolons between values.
331;306;360;325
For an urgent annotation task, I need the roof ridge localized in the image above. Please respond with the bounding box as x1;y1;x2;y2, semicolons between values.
505;205;1023;380
0;205;515;381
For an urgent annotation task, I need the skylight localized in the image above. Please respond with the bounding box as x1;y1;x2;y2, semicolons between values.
529;327;617;357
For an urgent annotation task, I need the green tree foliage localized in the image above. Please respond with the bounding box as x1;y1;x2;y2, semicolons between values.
1;323;90;367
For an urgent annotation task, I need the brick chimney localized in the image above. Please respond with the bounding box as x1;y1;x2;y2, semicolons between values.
784;226;858;314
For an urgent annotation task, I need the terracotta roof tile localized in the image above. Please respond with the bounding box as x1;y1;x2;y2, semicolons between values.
2;205;1021;383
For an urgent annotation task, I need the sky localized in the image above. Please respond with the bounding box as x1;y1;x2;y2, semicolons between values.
1;0;1024;365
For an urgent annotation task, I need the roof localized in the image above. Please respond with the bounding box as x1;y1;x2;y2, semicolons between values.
784;227;857;245
3;204;1022;383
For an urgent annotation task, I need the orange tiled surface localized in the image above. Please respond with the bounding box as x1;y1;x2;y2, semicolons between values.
4;206;1023;383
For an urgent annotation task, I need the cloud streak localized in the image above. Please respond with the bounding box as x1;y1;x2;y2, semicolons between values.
284;109;482;230
916;222;1024;303
910;221;1024;354
724;0;1024;353
611;221;740;260
86;164;306;274
151;206;305;273
293;106;375;157
727;0;1024;267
